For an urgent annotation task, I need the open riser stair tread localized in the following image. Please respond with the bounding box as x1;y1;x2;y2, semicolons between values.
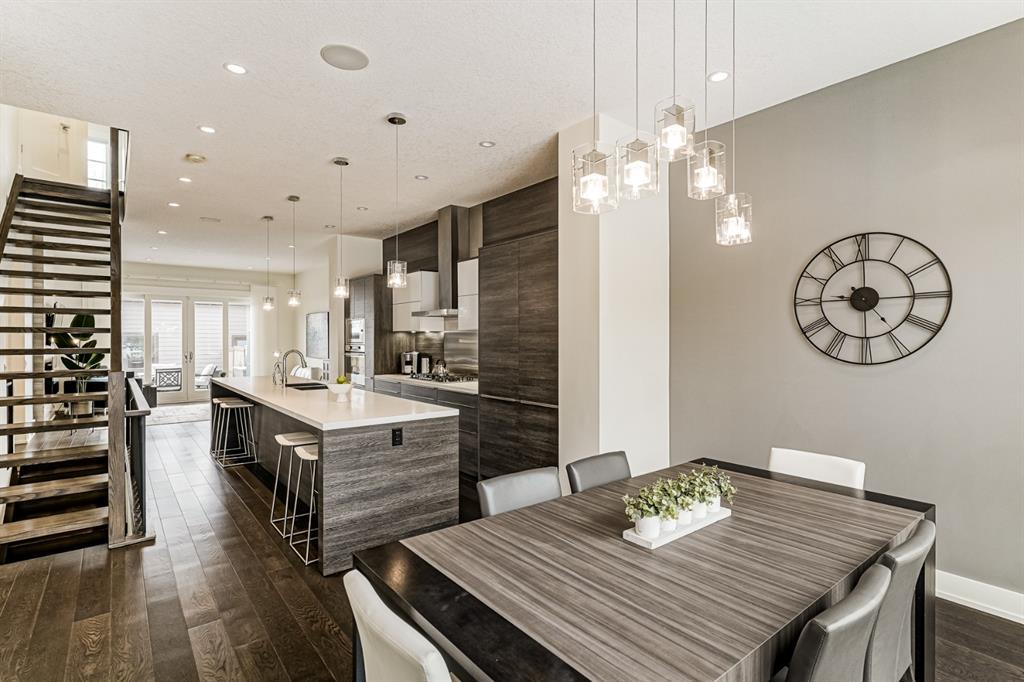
0;443;107;467
16;197;111;216
5;237;111;254
0;347;111;356
2;252;110;268
0;305;110;315
9;224;111;241
0;369;109;380
0;416;109;436
0;507;108;544
11;210;110;228
0;393;108;408
0;473;108;504
0;286;111;298
0;326;110;334
18;188;111;208
0;269;111;282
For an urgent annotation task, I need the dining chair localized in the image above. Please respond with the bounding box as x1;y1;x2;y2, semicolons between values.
344;570;453;682
865;519;937;682
477;467;561;517
566;451;631;494
771;564;891;682
769;447;866;489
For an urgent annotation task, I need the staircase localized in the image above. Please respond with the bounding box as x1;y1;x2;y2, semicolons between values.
0;130;136;560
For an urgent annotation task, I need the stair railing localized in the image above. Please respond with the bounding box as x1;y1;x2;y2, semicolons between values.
123;375;151;540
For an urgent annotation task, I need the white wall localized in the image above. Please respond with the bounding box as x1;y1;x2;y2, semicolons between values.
558;114;671;487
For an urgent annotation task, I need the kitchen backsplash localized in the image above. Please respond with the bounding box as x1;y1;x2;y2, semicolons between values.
411;331;478;375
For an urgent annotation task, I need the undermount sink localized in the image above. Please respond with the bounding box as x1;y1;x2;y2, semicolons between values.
288;383;328;391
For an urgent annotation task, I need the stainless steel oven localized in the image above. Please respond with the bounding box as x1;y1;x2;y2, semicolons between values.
345;343;366;386
349;318;366;345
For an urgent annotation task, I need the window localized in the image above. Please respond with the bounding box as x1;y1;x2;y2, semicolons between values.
229;303;252;377
87;140;108;189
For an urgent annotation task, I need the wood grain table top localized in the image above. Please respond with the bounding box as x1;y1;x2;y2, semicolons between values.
397;460;928;681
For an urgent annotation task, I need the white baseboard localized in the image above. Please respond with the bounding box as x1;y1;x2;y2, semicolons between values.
937;570;1024;624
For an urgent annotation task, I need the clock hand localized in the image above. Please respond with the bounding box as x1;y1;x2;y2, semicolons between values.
870;307;892;330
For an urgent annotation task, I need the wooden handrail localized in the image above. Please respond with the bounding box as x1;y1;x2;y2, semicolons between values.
0;174;24;260
107;127;127;547
125;376;151;417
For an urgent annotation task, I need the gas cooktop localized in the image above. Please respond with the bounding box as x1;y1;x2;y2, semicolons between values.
408;373;477;383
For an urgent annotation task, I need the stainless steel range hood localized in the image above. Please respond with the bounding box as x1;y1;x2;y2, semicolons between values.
412;205;472;318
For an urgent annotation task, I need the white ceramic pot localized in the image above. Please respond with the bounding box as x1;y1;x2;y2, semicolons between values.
693;502;708;520
328;383;353;403
636;516;660;540
677;509;693;525
660;517;677;533
708;495;722;513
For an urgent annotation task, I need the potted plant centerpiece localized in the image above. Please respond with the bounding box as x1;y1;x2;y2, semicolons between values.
51;314;106;417
685;468;717;520
652;479;679;533
623;487;661;540
670;478;695;526
705;465;736;512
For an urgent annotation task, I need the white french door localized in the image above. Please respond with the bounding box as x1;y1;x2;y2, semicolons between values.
122;294;252;403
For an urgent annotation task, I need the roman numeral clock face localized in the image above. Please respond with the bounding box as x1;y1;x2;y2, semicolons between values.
794;233;951;365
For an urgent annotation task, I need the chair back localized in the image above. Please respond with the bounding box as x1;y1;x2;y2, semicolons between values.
566;451;631;493
343;571;451;682
865;519;936;682
786;564;891;682
769;447;866;489
477;467;561;517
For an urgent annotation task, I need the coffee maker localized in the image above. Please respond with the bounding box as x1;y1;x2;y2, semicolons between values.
417;354;432;374
401;351;418;375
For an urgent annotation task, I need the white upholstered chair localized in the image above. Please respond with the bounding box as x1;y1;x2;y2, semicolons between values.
344;570;453;682
769;447;866;489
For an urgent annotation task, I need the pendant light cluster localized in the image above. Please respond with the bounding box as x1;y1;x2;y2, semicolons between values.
286;195;302;307
386;112;408;289
332;157;350;299
261;215;275;311
571;0;753;246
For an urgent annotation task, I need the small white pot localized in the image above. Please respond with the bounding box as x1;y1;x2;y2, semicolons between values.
660;517;677;533
708;495;722;513
693;502;708;520
635;516;661;540
328;383;353;403
677;509;693;526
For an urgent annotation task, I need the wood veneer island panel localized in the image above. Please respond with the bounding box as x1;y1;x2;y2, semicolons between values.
211;377;459;575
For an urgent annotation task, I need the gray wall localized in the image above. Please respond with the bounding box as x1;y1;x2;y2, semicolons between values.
670;21;1023;592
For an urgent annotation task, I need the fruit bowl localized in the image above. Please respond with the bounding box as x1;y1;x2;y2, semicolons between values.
328;382;353;403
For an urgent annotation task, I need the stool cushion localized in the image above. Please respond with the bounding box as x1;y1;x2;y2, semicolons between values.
219;400;252;409
295;445;320;461
275;432;318;447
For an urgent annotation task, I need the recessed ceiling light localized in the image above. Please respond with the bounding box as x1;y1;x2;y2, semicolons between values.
320;44;370;71
167;202;180;207
223;63;247;75
414;175;429;180
478;140;496;148
247;266;253;270
157;230;168;235
178;177;192;183
197;125;216;134
288;244;295;249
199;216;221;223
707;71;730;82
151;246;159;251
324;224;336;230
356;206;369;211
146;258;152;262
184;153;206;164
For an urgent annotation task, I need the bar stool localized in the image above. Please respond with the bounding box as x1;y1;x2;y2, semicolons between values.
269;431;318;538
289;444;319;565
213;399;255;468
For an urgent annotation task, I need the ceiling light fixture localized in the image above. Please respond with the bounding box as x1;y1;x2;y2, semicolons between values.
287;195;302;307
414;175;428;180
616;0;659;201
386;112;408;289
223;63;247;75
167;202;180;207
197;125;216;134
151;246;159;251
146;258;152;262
478;140;496;148
333;157;350;299
687;0;726;200
320;44;370;71
655;0;695;163
708;70;729;82
261;215;275;311
715;0;752;246
178;177;192;183
157;230;167;235
184;153;206;164
571;0;618;214
356;206;368;211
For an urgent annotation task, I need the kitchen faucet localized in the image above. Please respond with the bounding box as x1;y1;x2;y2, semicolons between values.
273;348;308;386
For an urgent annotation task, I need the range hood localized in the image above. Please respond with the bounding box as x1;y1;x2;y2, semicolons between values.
412;205;473;318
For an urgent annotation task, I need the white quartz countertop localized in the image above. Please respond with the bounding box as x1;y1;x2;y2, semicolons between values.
374;374;479;395
212;376;459;431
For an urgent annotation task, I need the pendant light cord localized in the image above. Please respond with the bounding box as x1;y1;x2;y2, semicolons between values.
265;218;271;295
703;0;709;145
291;201;296;289
672;0;676;99
592;0;597;145
338;162;344;273
394;124;400;261
731;0;737;192
634;0;639;136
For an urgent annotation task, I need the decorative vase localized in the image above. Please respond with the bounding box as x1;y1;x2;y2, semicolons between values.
677;508;693;525
328;383;352;403
636;515;660;540
708;495;722;513
693;501;708;520
660;517;677;533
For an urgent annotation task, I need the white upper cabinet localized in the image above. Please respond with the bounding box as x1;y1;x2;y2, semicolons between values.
458;259;479;296
392;271;441;332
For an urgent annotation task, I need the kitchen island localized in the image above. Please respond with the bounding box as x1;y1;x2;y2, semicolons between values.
210;376;459;574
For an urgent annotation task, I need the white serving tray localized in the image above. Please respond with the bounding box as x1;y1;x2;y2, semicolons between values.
622;508;732;549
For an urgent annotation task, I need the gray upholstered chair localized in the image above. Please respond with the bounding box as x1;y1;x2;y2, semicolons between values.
771;564;891;682
476;467;561;517
865;519;936;682
566;451;631;494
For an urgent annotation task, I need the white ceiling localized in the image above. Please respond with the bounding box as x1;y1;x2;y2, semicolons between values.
0;1;1018;272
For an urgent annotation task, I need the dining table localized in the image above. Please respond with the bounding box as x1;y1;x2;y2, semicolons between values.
353;458;936;682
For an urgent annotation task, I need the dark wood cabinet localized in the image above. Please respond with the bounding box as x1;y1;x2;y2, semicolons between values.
350;274;409;379
481;178;557;246
478;241;519;400
374;378;401;396
478;396;557;479
517;230;558;406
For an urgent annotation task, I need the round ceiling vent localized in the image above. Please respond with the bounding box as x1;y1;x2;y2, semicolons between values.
184;153;207;164
321;44;370;71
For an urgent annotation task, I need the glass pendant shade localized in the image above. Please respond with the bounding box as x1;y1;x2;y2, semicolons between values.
333;276;350;299
262;295;275;311
287;289;301;307
687;140;727;200
386;259;407;289
715;192;752;246
655;97;695;162
571;142;619;214
616;132;659;201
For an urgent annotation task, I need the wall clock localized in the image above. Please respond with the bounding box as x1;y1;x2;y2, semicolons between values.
793;232;951;365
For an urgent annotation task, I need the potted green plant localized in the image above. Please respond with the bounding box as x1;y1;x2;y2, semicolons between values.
704;465;736;512
682;469;716;520
623;487;660;540
670;478;695;526
51;314;105;417
652;479;679;533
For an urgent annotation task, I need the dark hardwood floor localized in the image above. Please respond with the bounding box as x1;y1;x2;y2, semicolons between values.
0;419;1020;681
